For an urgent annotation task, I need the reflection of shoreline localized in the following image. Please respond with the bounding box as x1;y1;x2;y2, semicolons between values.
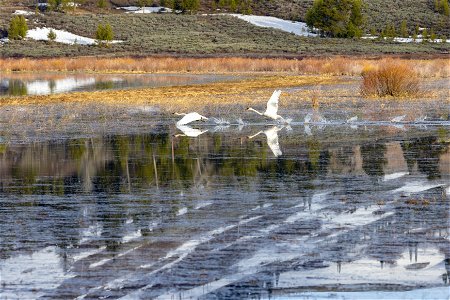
0;133;448;193
0;74;239;96
0;131;448;299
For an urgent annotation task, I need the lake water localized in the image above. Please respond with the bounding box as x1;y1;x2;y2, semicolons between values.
0;73;239;96
0;115;449;299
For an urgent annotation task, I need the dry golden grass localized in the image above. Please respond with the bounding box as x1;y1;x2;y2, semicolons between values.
0;75;342;111
1;57;449;77
361;59;420;97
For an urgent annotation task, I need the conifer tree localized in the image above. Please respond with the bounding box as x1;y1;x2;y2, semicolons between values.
305;0;364;38
421;28;428;43
8;16;28;40
48;29;57;42
95;23;113;46
400;19;408;38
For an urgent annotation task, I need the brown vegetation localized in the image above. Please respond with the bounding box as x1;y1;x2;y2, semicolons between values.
360;59;421;97
1;57;449;77
0;75;341;111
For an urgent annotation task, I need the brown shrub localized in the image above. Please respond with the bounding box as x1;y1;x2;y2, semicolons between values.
361;59;420;97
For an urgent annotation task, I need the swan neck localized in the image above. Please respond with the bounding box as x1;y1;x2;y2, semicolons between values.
248;108;263;115
248;131;263;139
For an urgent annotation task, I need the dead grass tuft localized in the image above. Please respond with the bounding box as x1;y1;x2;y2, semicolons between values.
360;59;420;97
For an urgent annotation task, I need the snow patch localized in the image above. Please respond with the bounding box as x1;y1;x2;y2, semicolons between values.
230;14;316;37
13;10;35;16
27;27;123;45
362;35;449;43
120;6;172;13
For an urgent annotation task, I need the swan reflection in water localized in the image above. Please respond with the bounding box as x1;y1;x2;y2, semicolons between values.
248;125;284;157
174;124;208;137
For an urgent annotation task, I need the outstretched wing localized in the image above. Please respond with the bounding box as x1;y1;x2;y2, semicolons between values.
176;124;208;137
264;126;282;157
176;112;206;126
265;90;281;116
346;116;358;123
391;115;406;123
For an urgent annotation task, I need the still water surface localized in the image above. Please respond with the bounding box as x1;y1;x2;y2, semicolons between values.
0;73;239;96
0;120;449;299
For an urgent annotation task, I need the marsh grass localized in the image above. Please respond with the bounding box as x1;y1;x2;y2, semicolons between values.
361;59;421;97
0;75;342;111
1;57;449;78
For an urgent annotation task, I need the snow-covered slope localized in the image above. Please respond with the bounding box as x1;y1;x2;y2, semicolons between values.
230;14;316;37
120;6;172;13
26;27;122;45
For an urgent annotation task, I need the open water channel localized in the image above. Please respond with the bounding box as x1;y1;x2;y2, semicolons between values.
0;78;449;299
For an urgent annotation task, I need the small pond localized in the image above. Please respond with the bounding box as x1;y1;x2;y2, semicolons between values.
0;73;240;96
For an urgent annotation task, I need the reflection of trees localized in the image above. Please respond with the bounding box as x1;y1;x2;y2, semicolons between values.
361;143;387;178
7;79;27;96
48;79;56;93
95;81;114;90
401;136;447;179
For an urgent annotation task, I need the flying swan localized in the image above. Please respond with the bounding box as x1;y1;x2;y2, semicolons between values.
247;90;289;123
390;115;406;123
174;112;209;126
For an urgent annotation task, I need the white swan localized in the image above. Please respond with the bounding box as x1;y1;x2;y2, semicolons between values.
174;112;208;126
247;90;288;123
174;124;208;137
415;115;427;122
236;118;245;131
391;115;406;123
248;126;284;157
346;116;358;123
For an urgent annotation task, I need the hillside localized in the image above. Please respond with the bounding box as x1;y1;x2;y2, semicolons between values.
1;0;448;35
2;13;449;58
0;0;449;58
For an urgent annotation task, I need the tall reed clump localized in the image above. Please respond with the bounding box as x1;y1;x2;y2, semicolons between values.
360;59;420;97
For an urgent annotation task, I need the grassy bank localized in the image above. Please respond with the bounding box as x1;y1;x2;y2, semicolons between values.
1;14;449;58
1;57;449;78
0;75;343;110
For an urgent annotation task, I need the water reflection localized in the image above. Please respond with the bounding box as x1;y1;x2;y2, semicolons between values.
0;127;449;299
248;125;284;157
0;73;240;96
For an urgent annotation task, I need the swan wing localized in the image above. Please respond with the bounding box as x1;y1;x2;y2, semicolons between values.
304;125;312;136
264;126;282;157
176;112;206;126
265;90;281;116
346;116;358;123
304;113;312;123
176;124;207;137
391;115;406;123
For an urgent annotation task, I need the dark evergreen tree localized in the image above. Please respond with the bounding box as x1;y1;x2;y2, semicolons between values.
305;0;364;38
